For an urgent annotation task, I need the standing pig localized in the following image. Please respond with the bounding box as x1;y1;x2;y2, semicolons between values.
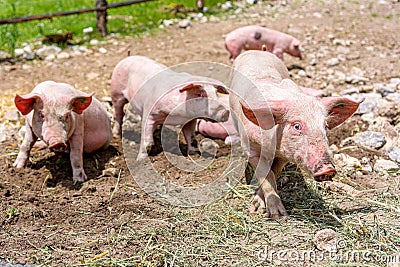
110;55;229;160
224;25;304;61
196;87;324;144
13;81;112;182
229;51;362;218
196;94;240;145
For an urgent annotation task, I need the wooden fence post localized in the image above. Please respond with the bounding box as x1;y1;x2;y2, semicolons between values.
95;0;108;36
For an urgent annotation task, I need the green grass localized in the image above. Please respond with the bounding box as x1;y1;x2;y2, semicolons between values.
0;0;223;55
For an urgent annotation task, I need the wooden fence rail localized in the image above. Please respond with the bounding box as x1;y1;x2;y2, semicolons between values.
0;0;156;36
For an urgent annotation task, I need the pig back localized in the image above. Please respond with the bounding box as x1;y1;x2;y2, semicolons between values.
233;51;290;82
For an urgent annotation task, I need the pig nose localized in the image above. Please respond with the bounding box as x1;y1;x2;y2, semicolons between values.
314;164;336;182
313;166;336;181
49;142;67;153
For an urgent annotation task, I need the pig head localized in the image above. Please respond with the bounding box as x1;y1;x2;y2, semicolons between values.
13;81;111;182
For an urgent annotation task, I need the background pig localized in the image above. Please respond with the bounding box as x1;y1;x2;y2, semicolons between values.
224;25;304;61
13;81;112;182
196;94;240;145
229;51;362;219
110;55;229;160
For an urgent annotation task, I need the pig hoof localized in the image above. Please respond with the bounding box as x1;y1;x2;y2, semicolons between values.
250;194;288;219
187;148;200;155
73;171;87;183
13;159;27;168
136;152;148;161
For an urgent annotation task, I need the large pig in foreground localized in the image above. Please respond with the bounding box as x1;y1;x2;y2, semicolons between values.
13;81;112;182
229;51;362;218
224;25;304;61
110;56;229;160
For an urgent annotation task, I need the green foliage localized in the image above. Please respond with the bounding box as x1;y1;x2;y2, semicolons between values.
0;0;222;53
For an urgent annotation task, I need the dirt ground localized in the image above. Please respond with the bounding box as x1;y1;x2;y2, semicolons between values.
0;0;399;266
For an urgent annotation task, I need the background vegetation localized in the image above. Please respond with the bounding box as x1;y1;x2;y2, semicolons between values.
0;0;222;54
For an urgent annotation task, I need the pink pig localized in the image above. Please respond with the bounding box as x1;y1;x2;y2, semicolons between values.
110;55;229;160
224;25;304;61
13;81;112;182
229;51;362;218
196;94;240;145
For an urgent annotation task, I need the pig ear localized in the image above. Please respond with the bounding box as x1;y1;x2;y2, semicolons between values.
14;93;43;115
213;84;229;94
320;97;364;129
179;83;202;92
292;39;301;48
70;93;94;114
240;99;287;130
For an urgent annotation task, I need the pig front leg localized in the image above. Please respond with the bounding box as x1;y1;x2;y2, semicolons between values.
13;122;38;168
69;126;87;182
249;155;288;219
182;119;198;155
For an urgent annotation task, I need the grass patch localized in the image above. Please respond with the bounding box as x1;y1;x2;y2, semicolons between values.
0;0;223;55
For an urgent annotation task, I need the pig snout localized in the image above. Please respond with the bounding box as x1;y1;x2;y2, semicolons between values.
48;138;67;153
313;163;336;181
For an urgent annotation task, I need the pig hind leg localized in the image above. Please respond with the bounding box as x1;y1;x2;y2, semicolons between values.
182;119;198;155
137;118;158;160
112;96;128;138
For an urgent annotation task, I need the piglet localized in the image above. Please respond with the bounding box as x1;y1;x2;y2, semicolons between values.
196;94;240;145
229;51;363;218
224;25;304;61
13;81;112;182
110;55;229;160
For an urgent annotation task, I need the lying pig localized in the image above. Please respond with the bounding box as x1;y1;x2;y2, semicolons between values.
196;94;240;145
229;51;362;218
224;25;304;61
110;55;229;160
13;81;112;182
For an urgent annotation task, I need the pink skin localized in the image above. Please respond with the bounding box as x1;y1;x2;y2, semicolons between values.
197;94;240;145
230;51;363;219
197;87;324;143
224;25;304;62
13;81;112;182
110;56;229;160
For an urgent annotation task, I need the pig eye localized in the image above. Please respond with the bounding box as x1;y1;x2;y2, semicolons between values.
293;123;302;131
64;113;70;121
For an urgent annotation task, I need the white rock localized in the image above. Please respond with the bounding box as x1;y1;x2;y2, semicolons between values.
178;19;191;29
325;58;340;66
313;229;337;251
45;54;56;61
83;27;94;34
99;47;107;54
374;159;399;173
36;45;61;59
334;153;362;170
57;52;70;59
14;48;24;57
90;39;99;46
